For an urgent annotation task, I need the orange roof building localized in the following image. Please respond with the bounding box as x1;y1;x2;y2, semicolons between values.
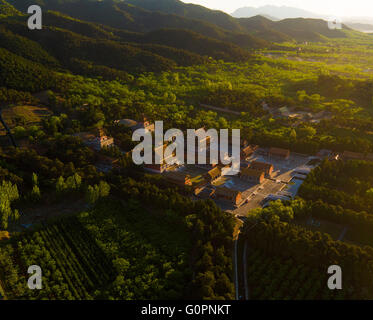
164;171;192;186
215;187;242;206
269;147;290;159
204;167;222;183
240;168;265;184
241;145;259;160
249;161;274;177
76;129;114;151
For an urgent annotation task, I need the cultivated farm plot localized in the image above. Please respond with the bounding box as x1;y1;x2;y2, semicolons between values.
2;217;116;300
0;105;52;135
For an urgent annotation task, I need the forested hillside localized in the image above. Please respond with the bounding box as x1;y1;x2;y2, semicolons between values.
1;0;373;301
8;0;359;44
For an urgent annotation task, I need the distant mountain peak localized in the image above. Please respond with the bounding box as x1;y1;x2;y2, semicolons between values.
231;5;326;20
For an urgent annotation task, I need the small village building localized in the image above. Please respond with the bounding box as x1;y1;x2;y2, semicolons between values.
116;115;155;132
204;167;222;183
340;151;373;162
194;151;219;170
341;151;367;162
77;128;114;151
196;162;218;170
164;171;192;186
240;168;265;184
196;186;215;199
214;187;242;206
241;139;249;148
144;143;175;173
241;145;259;161
193;179;209;195
144;163;170;173
268;147;290;159
278;106;290;117
249;161;274;177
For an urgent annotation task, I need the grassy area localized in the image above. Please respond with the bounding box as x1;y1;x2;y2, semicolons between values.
0;105;52;135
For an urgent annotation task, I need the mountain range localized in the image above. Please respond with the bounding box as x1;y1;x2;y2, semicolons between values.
231;5;326;20
231;5;373;33
0;0;367;88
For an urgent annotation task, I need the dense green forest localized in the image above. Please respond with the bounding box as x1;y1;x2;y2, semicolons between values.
242;209;373;299
241;159;373;299
2;0;373;301
0;176;235;299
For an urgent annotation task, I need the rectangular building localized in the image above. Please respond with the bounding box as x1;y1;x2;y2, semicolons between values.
215;187;242;206
241;145;259;161
269;147;290;159
164;171;192;186
249;161;274;177
341;151;366;162
240;168;265;184
204;167;222;183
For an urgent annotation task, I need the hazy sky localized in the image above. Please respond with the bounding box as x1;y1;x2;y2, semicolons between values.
183;0;373;17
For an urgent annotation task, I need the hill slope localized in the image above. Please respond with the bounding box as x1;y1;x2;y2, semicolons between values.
7;0;269;48
7;0;356;44
126;0;245;33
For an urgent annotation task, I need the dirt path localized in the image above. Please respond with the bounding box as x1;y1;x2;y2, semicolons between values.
200;104;242;116
10;199;88;232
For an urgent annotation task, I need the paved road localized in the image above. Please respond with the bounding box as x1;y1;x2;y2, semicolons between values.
243;240;249;300
234;235;239;300
232;179;286;216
